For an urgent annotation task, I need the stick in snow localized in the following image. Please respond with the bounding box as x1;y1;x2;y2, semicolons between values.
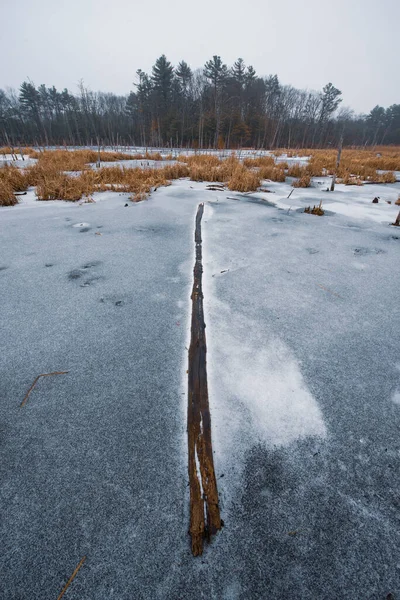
20;371;69;407
57;556;86;600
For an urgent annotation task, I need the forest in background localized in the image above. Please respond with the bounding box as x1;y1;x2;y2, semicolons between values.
1;55;399;149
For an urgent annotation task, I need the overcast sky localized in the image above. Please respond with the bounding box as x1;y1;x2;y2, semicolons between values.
1;0;398;114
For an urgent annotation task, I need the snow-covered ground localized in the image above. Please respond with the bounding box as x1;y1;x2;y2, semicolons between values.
261;176;400;223
0;153;36;167
1;178;400;598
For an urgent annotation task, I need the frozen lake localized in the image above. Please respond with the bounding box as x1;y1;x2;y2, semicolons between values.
1;179;400;598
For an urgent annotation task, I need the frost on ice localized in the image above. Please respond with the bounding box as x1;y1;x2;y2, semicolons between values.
206;299;327;465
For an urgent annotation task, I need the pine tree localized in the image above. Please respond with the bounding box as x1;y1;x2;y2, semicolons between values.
152;55;174;103
176;61;192;94
204;56;228;147
319;83;342;123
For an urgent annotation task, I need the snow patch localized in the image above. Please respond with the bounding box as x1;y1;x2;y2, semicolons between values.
392;391;400;405
206;298;326;458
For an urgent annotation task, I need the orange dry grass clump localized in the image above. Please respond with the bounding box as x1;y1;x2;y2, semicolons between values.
300;148;399;180
0;163;29;191
160;163;190;179
19;147;164;163
33;169;95;201
287;164;304;178
177;153;221;168
379;171;397;183
0;163;30;205
243;156;275;168
186;155;231;182
0;146;17;157
96;163;189;199
26;161;189;202
184;155;261;190
227;165;260;192
275;146;400;181
188;165;221;182
292;174;311;188
0;181;18;206
143;151;163;161
2;145;397;206
338;174;364;186
258;164;286;182
187;155;255;184
117;168;170;201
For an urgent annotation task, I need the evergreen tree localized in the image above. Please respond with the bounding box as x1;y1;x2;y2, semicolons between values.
0;57;399;148
204;56;228;147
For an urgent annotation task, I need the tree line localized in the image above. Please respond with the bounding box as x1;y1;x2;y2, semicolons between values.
0;55;399;149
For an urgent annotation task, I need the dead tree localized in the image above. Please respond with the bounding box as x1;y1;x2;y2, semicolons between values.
330;135;343;191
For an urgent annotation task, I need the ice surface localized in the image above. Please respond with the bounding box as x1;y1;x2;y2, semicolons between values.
1;178;400;599
203;292;326;455
261;176;400;224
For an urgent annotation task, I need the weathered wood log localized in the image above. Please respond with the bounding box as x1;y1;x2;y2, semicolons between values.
188;203;221;556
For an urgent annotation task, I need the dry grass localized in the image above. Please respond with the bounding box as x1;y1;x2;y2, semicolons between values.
243;156;275;168
2;146;398;206
0;146;17;157
161;163;190;179
292;174;311;188
143;151;164;161
338;174;364;186
279;147;400;181
0;163;30;205
0;164;29;191
34;170;94;201
0;146;36;156
117;168;171;201
1;147;165;163
378;171;397;183
187;155;240;183
177;154;222;167
305;201;324;216
189;165;222;182
227;165;260;192
27;162;189;202
287;164;304;178
0;181;18;206
243;156;286;183
258;165;286;182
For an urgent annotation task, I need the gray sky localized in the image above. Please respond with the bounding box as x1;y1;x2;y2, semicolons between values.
2;0;399;114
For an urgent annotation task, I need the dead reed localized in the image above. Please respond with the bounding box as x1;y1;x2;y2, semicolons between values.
0;181;18;206
0;163;30;205
227;165;260;192
1;145;398;206
292;174;311;188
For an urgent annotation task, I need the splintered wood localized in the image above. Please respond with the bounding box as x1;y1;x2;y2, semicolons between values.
57;556;86;599
20;371;69;407
187;203;221;556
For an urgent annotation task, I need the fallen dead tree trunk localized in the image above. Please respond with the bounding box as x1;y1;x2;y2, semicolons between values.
187;203;221;556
